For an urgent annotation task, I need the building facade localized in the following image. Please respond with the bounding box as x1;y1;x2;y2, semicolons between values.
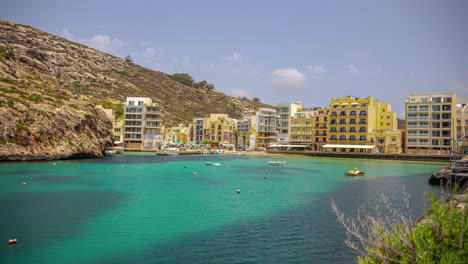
405;93;457;154
276;102;302;144
203;114;235;147
123;97;164;149
188;118;205;144
253;108;277;148
324;96;400;153
312;108;329;151
289;109;314;147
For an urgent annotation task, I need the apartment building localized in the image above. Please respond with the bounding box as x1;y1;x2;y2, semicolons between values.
188;118;205;144
289;109;314;147
123;97;163;149
276;102;302;144
165;124;189;145
101;108;124;145
251;108;277;148
324;96;400;153
236;116;252;148
405;93;457;154
456;97;468;154
312;108;329;151
203;114;235;147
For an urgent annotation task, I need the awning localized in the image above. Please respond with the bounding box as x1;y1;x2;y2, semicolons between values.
351;102;359;105
323;144;375;149
177;142;183;144
114;141;122;144
269;144;310;148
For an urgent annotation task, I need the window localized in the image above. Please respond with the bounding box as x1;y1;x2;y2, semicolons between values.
339;119;346;124
349;127;356;132
359;127;367;132
432;105;441;111
419;105;429;111
350;111;356;116
408;105;417;112
331;135;337;140
387;123;390;126
432;131;440;137
432;139;439;146
419;114;428;119
433;97;441;103
339;128;346;132
432;113;441;120
419;131;428;136
340;111;346;116
410;98;416;102
349;119;356;124
421;98;429;103
408;114;417;120
442;105;451;111
330;128;337;132
432;122;440;128
349;136;356;141
359;136;366;141
442;113;451;119
339;135;346;140
138;101;144;106
408;122;417;128
408;130;417;136
359;111;367;116
331;112;337;117
114;128;121;132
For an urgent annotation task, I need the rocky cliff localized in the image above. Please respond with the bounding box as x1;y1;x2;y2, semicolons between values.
0;20;270;160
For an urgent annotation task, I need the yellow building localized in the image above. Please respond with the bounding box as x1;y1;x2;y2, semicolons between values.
101;108;124;146
456;98;468;154
165;124;189;145
289;109;314;147
203;114;235;147
312;108;329;151
324;96;401;153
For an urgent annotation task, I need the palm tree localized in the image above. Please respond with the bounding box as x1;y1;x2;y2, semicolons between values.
241;131;249;149
233;130;240;150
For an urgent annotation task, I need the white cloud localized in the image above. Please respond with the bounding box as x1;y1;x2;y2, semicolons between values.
272;68;307;91
60;28;76;41
224;52;243;63
59;28;125;55
231;88;251;98
82;34;125;54
307;65;326;74
346;64;366;75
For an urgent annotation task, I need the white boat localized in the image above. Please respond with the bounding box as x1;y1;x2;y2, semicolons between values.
205;162;221;166
268;161;286;166
104;150;117;157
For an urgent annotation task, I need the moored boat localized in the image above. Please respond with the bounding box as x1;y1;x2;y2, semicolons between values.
344;168;365;176
205;162;221;166
268;161;286;166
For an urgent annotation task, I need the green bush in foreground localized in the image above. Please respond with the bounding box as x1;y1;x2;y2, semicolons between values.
333;192;468;264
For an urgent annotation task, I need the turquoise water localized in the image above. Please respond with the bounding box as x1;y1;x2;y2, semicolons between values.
0;154;444;263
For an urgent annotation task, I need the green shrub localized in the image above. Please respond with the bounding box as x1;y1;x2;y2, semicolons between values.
68;140;75;146
7;99;14;107
334;193;468;264
72;81;82;87
119;71;130;77
16;123;29;132
28;94;43;103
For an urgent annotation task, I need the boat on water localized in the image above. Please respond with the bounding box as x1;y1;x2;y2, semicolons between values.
104;150;116;157
344;168;365;176
205;162;221;166
268;161;286;166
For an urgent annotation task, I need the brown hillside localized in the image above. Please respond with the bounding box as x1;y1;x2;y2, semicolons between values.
0;20;271;126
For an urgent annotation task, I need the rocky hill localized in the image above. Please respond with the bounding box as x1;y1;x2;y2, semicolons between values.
0;20;270;160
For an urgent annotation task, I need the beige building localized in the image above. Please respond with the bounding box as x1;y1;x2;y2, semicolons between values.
203;114;235;147
276;102;302;144
312;108;329;151
188;118;205;145
405;93;457;154
165;124;189;145
123;97;164;149
289;108;314;147
101;108;124;146
251;108;277;148
456;97;468;154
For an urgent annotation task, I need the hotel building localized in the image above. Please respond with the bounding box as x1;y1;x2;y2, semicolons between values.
405;93;457;154
123;97;164;149
252;108;277;148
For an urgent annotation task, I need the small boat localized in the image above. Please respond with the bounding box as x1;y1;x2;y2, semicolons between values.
205;162;221;166
104;150;116;157
345;168;365;176
268;161;286;166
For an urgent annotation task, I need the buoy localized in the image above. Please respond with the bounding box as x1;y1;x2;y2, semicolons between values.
193;172;197;175
236;189;240;193
184;166;187;168
264;177;267;179
8;239;17;245
53;163;56;166
77;166;80;168
22;182;27;186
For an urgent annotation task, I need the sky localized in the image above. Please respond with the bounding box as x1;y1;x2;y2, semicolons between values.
1;0;467;117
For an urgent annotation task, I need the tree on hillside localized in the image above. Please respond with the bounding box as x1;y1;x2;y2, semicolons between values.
172;73;194;86
196;80;208;89
205;83;215;91
252;97;261;103
124;55;133;64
